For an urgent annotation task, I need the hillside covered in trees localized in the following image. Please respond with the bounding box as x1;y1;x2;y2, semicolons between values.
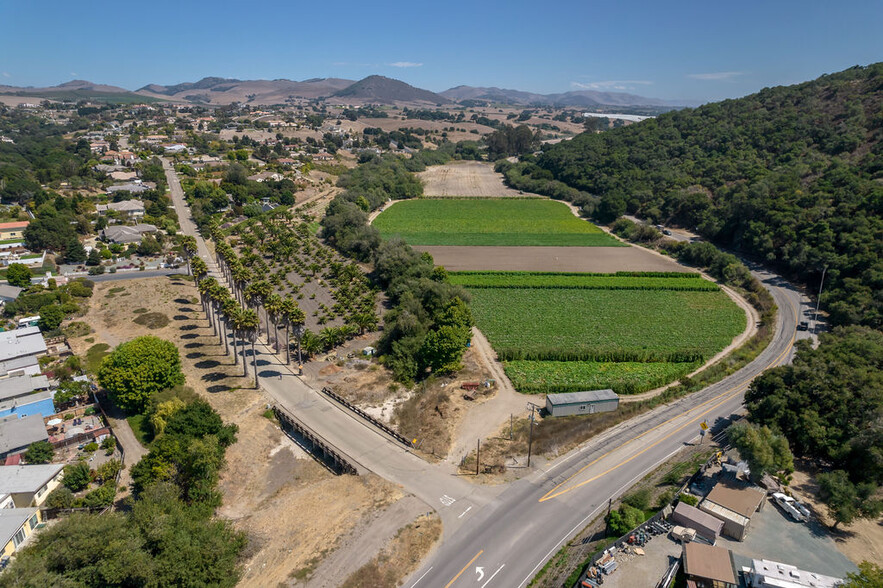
522;63;883;329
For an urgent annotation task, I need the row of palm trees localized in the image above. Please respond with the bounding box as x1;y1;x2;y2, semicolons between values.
191;255;307;388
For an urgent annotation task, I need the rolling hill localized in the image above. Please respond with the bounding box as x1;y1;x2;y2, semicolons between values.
135;77;355;104
0;79;151;102
440;85;685;108
329;75;449;105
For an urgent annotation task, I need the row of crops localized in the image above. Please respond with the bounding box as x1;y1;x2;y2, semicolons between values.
455;271;745;395
449;271;716;291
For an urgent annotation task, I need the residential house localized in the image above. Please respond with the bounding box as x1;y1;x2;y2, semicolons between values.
0;375;50;405
0;285;22;311
107;183;150;195
0;221;29;241
95;199;145;219
0;326;47;378
682;542;737;588
0;507;42;559
247;171;283;183
0;414;49;458
100;223;158;244
699;482;767;541
0;391;55;420
746;559;842;588
162;143;188;153
0;465;65;508
311;152;335;162
89;140;110;153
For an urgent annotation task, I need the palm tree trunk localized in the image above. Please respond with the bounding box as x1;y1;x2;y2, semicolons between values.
232;331;238;366
242;338;249;377
217;310;223;345
222;320;229;356
285;324;291;364
252;340;258;387
273;321;280;354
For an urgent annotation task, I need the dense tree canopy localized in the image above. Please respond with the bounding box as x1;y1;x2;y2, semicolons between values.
521;64;883;329
745;326;883;485
97;336;186;412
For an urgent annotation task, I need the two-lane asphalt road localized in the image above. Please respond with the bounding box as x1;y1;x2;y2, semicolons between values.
406;271;805;588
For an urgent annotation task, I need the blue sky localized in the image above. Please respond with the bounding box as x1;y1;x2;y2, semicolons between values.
1;0;880;103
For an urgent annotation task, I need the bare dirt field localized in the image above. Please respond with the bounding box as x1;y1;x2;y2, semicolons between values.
417;245;694;273
417;161;528;197
68;276;421;587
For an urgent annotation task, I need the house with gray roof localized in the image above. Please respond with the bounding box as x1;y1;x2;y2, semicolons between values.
0;285;22;311
95;198;145;219
0;326;46;378
0;464;65;507
0;375;50;404
0;414;48;458
0;507;41;558
100;223;158;244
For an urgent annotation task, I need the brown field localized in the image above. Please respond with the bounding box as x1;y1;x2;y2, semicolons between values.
418;245;693;273
417;161;527;197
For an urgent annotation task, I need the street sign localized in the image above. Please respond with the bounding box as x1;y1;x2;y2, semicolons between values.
700;421;708;431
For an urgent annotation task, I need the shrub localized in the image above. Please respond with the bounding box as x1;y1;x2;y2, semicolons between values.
679;493;699;507
63;462;92;492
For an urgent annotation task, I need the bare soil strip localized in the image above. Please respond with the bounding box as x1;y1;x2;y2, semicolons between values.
417;161;526;197
417;245;693;273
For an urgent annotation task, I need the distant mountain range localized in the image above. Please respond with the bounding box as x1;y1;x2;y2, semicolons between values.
0;75;687;108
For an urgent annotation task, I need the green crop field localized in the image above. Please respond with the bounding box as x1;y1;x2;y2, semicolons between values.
457;271;745;395
450;271;714;291
373;198;624;246
504;360;699;395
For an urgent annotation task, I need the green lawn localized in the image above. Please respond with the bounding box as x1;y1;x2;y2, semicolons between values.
126;414;153;447
450;271;713;291
373;198;624;246
85;343;111;374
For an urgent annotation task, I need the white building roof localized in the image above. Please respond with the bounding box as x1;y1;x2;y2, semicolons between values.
0;464;64;494
750;559;842;588
0;327;46;362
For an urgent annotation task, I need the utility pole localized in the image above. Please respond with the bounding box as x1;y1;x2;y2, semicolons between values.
813;265;828;335
510;413;513;441
527;405;535;468
476;439;480;476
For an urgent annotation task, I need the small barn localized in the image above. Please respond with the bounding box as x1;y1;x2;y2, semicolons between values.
545;390;619;417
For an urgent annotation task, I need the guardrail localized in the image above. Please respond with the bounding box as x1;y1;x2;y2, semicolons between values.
320;387;414;449
273;404;360;475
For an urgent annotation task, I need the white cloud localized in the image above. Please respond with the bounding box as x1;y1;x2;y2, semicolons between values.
571;80;652;91
2;72;10;78
687;71;744;81
388;61;423;68
70;72;78;77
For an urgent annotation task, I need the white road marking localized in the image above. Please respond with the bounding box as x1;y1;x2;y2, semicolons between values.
440;494;456;506
409;566;433;588
458;506;472;519
482;564;505;587
475;566;485;581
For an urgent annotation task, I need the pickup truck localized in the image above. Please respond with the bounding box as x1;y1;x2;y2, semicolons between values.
772;492;805;522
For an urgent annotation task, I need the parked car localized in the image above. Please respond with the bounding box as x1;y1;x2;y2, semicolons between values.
797;321;809;331
772;492;805;521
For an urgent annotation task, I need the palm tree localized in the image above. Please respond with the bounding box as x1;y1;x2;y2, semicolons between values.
245;281;272;340
197;277;219;330
191;257;208;285
280;297;304;366
233;308;259;381
300;329;322;360
351;312;378;335
220;298;238;359
180;235;198;276
264;293;283;353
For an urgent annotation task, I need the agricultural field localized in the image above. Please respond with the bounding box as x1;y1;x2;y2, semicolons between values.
456;272;745;394
373;198;623;247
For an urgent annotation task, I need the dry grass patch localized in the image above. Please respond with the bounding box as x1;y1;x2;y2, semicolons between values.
133;311;170;329
341;514;442;588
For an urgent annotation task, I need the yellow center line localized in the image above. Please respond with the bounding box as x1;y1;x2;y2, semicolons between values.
445;550;483;588
538;293;798;503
